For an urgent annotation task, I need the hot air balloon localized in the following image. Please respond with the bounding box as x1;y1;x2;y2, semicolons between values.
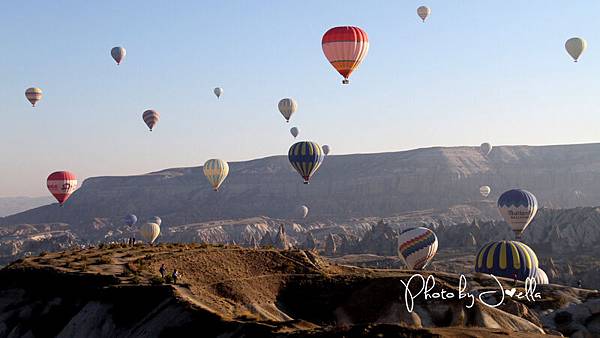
140;222;160;244
299;205;309;218
417;6;431;22
47;171;77;206
530;268;549;285
322;145;330;156
480;142;492;156
475;240;539;281
123;214;138;227
288;141;324;184
480;186;491;198
278;98;297;122
498;189;538;238
214;87;223;98
322;26;369;84
290;127;299;139
203;159;229;191
111;47;126;65
142;110;159;131
565;37;587;62
148;216;162;226
398;227;438;270
25;87;42;107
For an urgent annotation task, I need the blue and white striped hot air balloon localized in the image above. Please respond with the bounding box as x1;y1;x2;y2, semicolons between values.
398;227;438;270
475;240;539;281
498;189;538;238
288;141;324;184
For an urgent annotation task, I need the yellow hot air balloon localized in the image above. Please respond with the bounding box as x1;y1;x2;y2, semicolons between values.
565;37;587;62
203;159;229;191
140;222;160;244
25;87;43;107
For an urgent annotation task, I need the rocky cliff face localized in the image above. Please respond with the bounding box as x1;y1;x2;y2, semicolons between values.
4;143;600;228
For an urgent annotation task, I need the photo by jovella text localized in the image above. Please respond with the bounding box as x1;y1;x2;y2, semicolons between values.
400;274;541;313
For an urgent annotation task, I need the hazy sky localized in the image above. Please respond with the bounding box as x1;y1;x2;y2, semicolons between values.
1;1;600;197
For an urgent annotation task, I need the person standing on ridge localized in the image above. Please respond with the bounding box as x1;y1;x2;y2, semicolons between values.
172;269;181;285
159;264;166;279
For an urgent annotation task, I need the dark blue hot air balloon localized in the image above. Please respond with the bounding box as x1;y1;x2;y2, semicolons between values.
123;214;138;227
475;240;539;281
288;141;324;184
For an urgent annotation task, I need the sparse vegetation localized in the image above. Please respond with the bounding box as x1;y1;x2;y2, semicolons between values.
149;276;164;285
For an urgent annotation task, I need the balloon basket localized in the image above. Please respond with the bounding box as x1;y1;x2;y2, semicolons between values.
342;79;349;84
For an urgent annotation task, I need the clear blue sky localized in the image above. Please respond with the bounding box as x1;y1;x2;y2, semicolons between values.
1;1;599;197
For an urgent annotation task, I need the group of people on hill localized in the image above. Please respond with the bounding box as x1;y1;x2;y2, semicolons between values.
159;263;181;284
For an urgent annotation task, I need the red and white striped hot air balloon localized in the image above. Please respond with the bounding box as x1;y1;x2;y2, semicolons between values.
47;171;77;206
142;110;160;131
322;26;369;84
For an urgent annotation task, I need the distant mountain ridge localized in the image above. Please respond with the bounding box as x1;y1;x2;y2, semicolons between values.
0;196;53;217
3;143;600;227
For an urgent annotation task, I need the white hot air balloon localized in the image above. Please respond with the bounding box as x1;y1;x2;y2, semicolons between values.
417;6;431;22
530;268;549;285
322;145;330;156
565;37;587;62
480;186;491;198
214;87;223;98
111;47;126;65
398;227;438;270
290;127;299;138
25;87;43;107
299;205;309;218
140;222;160;244
480;142;492;156
278;98;297;122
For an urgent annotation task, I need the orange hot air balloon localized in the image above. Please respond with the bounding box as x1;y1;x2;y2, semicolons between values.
322;26;369;84
47;171;78;206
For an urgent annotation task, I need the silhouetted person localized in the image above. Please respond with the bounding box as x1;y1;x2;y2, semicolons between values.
172;269;181;285
577;280;582;288
132;237;136;246
159;264;166;279
513;273;518;286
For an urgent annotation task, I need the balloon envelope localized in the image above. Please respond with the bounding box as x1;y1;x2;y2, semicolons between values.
322;26;369;84
299;205;309;218
398;227;438;270
140;222;160;244
278;98;297;122
475;240;539;281
47;171;77;206
480;186;491;197
123;214;138;227
290;127;299;138
111;47;126;65
497;189;538;237
288;141;324;184
25;87;42;107
142;110;160;131
565;37;587;62
148;216;162;226
322;145;330;155
530;268;549;285
214;87;223;98
417;6;431;21
480;143;492;156
203;159;229;191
